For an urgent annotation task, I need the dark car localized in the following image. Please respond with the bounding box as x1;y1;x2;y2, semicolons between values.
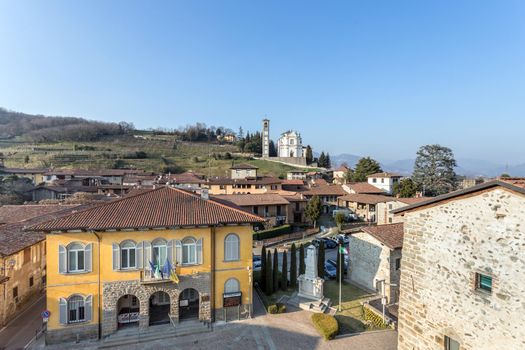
324;263;337;279
322;238;338;249
327;259;348;274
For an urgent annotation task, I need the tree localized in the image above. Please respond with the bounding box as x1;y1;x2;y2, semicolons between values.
317;243;325;279
265;250;273;295
260;246;267;291
325;153;331;169
269;140;277;157
238;126;244;139
344;168;354;183
500;173;511;178
412;144;457;196
299;244;306;275
335;212;345;229
352;157;382;182
273;249;279;293
290;243;297;288
281;250;288;291
318;152;326;168
305;195;322;228
305;145;313;164
393;178;418;198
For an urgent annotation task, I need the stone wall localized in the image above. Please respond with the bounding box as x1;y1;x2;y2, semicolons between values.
397;188;525;350
264;156;307;166
101;273;211;337
46;323;99;345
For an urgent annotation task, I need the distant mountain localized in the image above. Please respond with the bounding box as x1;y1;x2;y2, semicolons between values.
329;153;362;168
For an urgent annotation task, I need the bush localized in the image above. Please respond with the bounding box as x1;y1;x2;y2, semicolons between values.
253;225;292;241
268;303;286;314
311;313;339;340
363;306;388;329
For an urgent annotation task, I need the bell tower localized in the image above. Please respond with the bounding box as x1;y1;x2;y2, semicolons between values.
262;119;270;158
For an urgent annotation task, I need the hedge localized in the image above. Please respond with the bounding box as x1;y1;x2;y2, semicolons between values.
253;225;292;241
363;306;388;329
311;313;339;340
268;303;287;314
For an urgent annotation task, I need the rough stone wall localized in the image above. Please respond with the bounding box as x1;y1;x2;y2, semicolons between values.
377;201;406;225
398;188;525;350
101;273;211;337
388;248;402;303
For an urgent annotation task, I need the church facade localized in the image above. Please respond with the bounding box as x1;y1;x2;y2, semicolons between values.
261;119;307;166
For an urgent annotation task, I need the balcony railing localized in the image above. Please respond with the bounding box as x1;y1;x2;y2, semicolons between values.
140;269;174;284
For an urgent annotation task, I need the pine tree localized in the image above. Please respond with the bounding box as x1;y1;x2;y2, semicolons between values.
273;249;279;293
281;250;288;291
352;157;382;182
305;195;322;228
265;250;273;295
290;243;297;288
305;145;313;164
412;144;457;196
260;246;267;291
319;152;326;168
317;243;325;279
299;244;306;275
325;153;331;169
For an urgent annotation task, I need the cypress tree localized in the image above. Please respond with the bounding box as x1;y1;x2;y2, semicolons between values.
318;243;325;279
273;249;279;293
281;250;288;291
265;250;273;295
299;244;306;275
290;243;297;288
260;246;267;291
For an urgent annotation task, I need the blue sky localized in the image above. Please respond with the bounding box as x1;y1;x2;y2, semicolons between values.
1;1;524;163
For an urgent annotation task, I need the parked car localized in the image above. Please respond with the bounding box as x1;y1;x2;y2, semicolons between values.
322;237;338;249
327;259;348;274
336;234;350;245
324;263;337;279
253;256;262;271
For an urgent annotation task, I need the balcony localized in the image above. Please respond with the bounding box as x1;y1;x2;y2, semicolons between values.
140;269;175;285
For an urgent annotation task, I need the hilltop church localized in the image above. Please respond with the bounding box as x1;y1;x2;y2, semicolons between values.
262;119;307;166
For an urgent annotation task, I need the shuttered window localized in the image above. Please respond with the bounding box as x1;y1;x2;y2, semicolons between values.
224;234;240;261
120;241;137;269
59;243;92;274
182;237;197;265
67;295;85;323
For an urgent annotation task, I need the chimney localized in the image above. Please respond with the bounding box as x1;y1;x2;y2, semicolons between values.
201;188;209;200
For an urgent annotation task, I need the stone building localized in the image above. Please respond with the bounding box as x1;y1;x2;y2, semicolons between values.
347;223;403;303
29;187;264;345
230;163;258;180
376;197;428;225
278;130;304;158
393;180;525;350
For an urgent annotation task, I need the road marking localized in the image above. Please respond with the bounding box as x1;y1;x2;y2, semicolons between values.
251;327;265;350
260;324;277;350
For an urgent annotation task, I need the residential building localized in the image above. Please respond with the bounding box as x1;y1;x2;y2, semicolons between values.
230;164;258;180
367;172;403;195
347;223;403;303
300;184;347;214
337;194;393;222
0;204;81;327
281;179;306;192
30;187;264;344
0;167;47;185
29;184;98;202
342;182;387;195
376;197;428;225
215;194;290;226
286;170;307;180
206;176;282;195
332;165;350;184
393;180;525;350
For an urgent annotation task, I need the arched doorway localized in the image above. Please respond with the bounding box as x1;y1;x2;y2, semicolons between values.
179;288;199;321
117;294;139;329
149;291;170;326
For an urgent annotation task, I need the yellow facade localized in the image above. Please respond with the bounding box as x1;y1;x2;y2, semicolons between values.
45;225;253;343
207;183;282;195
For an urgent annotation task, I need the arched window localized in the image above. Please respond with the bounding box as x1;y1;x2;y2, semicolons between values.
224;234;240;261
67;242;85;272
152;239;167;267
224;278;240;294
120;240;137;269
182;237;197;265
67;295;85;323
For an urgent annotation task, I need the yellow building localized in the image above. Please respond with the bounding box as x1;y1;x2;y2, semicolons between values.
206;176;282;195
30;187;264;344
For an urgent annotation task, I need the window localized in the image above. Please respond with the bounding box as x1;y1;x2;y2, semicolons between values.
152;239;168;267
389;217;393;223
476;273;492;293
120;241;137;269
265;206;269;216
13;286;18;299
29;276;34;287
224;278;240;294
67;295;85;323
372;178;377;183
67;243;85;272
388;204;393;210
253;206;259;215
444;336;460;350
24;247;31;264
395;258;401;270
224;234;240;261
381;178;384;183
182;237;197;265
277;205;282;216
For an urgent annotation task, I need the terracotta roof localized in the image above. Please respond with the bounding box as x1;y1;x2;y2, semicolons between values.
367;172;403;178
0;205;86;257
396;197;429;205
214;194;290;207
29;186;265;232
44;169;151;177
1;168;46;174
339;194;393;205
282;180;305;185
360;223;404;249
501;177;525;189
30;185;98;193
230;163;258;170
0;204;78;225
334;165;350;172
301;184;346;196
346;182;386;194
164;172;205;184
392;180;525;215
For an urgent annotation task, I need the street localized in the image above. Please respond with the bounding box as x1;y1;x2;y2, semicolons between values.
0;294;46;350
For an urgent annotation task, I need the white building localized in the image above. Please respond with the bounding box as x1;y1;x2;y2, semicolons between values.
278;131;304;158
230;164;258;179
367;172;402;195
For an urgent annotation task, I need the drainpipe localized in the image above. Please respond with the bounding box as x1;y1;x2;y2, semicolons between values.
210;225;216;323
91;231;102;340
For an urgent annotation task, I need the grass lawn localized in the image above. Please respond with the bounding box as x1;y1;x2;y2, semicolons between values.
323;280;377;334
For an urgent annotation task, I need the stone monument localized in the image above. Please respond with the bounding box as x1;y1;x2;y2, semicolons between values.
297;245;324;300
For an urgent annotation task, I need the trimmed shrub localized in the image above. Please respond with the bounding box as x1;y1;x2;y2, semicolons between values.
363;306;388;329
253;225;292;241
311;313;339;340
268;303;286;314
268;304;278;314
277;303;286;313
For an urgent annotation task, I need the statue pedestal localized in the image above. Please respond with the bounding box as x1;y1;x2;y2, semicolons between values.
298;274;324;300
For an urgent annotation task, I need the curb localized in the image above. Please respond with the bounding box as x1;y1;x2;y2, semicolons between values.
333;328;397;340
